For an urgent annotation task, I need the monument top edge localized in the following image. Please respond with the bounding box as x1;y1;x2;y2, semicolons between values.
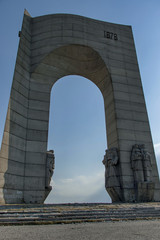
24;9;31;17
24;11;131;29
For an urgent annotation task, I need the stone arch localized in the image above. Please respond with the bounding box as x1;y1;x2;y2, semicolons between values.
26;44;119;203
31;44;115;146
0;11;159;203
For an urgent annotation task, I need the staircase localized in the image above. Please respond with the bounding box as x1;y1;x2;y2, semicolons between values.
0;203;160;225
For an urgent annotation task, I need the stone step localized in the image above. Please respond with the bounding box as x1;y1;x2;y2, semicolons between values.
1;210;160;217
1;210;160;216
0;203;160;225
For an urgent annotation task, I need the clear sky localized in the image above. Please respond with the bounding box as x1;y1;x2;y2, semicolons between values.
0;0;160;203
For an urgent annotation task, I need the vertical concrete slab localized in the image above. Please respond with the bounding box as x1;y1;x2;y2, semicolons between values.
0;11;32;203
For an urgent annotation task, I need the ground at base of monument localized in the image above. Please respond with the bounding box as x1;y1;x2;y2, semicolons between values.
0;202;160;226
0;220;160;240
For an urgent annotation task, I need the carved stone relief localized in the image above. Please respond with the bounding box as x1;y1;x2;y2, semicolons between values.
131;144;154;202
45;150;55;198
102;148;123;202
131;144;152;183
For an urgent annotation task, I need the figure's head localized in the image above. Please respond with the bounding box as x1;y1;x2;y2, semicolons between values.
49;150;54;153
140;144;145;149
134;144;139;148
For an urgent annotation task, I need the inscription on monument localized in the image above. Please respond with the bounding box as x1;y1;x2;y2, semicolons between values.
104;31;118;40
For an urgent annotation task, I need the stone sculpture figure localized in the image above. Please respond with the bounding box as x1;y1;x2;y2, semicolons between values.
102;148;118;185
131;144;152;183
131;144;144;183
46;150;55;191
102;148;122;202
143;149;152;182
131;144;154;201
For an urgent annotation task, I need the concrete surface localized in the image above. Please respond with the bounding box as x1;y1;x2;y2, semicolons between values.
0;220;160;240
0;10;160;204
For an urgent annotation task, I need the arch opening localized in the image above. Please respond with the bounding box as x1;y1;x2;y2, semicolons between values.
29;44;117;203
45;75;110;203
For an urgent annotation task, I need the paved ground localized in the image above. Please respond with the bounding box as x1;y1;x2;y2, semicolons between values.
0;220;160;240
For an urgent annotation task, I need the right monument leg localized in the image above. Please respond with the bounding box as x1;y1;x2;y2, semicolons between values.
102;39;160;202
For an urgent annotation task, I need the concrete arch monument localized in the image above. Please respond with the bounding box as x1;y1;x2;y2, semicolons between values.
0;10;160;203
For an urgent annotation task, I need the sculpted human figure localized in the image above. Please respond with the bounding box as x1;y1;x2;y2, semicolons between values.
131;144;144;183
102;148;123;202
131;144;152;183
131;144;154;201
143;149;152;182
102;148;119;188
46;150;55;189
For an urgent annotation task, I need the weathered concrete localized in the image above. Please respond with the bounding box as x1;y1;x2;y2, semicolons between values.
1;221;160;240
0;10;160;203
0;202;160;225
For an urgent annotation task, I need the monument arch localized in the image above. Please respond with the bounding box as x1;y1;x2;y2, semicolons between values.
0;10;160;203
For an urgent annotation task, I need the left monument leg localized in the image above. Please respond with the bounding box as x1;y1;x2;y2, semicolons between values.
0;11;32;204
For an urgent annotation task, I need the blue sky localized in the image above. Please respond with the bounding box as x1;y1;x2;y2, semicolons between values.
0;0;160;203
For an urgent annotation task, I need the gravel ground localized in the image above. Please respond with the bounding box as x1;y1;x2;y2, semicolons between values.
0;220;160;240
